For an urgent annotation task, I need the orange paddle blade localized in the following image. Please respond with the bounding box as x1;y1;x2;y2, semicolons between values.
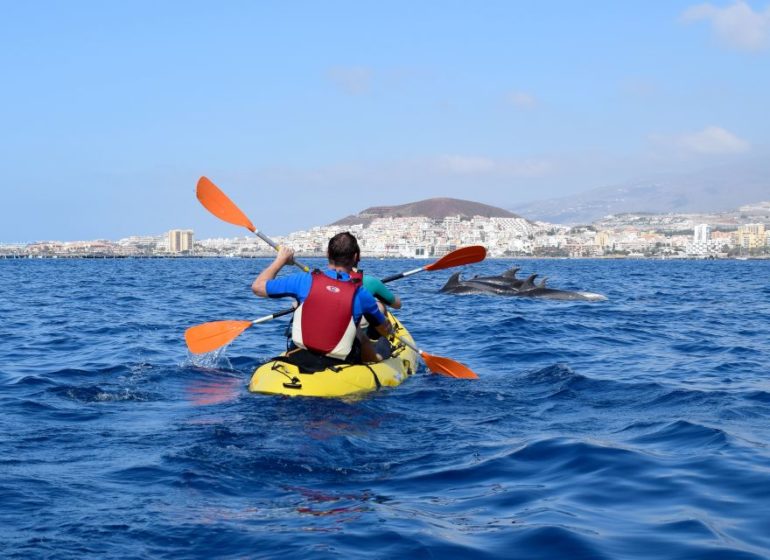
185;320;253;354
425;245;486;271
421;352;479;379
196;176;256;232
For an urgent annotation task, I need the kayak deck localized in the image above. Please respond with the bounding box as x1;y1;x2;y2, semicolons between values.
248;315;419;398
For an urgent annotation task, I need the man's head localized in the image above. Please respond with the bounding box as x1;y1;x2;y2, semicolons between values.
327;232;360;268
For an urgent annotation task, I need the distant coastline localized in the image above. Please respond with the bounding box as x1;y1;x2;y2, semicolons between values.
3;254;769;261
3;202;768;260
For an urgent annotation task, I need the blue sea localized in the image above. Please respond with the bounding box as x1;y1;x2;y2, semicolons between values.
2;258;770;559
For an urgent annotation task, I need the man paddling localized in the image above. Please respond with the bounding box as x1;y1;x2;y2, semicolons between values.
252;232;392;365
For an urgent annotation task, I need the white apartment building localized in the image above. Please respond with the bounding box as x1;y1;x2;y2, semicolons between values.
685;224;721;256
693;224;711;244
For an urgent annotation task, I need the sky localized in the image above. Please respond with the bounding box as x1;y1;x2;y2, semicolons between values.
1;0;769;241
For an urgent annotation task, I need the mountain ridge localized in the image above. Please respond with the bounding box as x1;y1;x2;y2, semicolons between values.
331;197;522;227
510;159;770;225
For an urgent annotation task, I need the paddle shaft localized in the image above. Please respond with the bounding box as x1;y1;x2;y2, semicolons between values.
381;266;424;283
397;335;423;355
252;229;310;273
252;306;295;325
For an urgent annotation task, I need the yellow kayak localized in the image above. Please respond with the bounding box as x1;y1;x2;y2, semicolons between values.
248;315;419;398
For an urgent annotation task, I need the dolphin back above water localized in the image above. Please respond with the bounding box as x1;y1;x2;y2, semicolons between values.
440;268;607;301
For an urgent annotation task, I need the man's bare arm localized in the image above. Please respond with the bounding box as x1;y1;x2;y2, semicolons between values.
252;247;295;297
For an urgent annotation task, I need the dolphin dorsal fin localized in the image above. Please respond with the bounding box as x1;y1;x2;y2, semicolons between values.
441;271;463;290
520;273;538;290
502;267;519;279
538;277;547;288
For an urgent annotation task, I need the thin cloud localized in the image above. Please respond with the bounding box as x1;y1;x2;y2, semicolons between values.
651;125;751;155
682;1;770;51
681;125;751;153
327;66;372;95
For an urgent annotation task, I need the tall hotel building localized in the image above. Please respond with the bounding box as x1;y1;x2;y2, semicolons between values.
168;229;194;253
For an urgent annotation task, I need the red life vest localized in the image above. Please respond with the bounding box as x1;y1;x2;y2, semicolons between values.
292;270;362;359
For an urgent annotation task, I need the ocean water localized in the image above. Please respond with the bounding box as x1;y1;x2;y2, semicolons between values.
1;257;770;559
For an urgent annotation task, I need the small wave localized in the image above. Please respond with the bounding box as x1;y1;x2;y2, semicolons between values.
7;375;58;388
670;341;724;354
744;390;770;403
50;385;158;403
643;387;731;410
495;526;607;560
654;517;718;539
714;360;764;372
625;420;729;451
522;364;582;385
394;437;640;489
108;464;177;486
726;346;762;357
47;365;131;378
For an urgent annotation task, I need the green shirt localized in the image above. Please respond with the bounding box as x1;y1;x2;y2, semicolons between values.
362;275;396;306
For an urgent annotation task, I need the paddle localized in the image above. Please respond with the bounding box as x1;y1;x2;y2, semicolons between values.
397;336;478;379
380;245;486;283
185;246;487;354
185;307;295;355
196;176;311;272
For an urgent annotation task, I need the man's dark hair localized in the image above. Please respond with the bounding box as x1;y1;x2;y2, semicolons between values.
327;232;360;268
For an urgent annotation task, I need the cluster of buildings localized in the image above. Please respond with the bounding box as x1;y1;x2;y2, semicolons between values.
276;216;537;258
242;215;768;259
0;230;195;258
685;223;767;257
2;216;768;260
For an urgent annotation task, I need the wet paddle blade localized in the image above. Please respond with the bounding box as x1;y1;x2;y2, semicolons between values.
421;352;479;379
425;245;486;271
185;320;253;354
196;176;256;232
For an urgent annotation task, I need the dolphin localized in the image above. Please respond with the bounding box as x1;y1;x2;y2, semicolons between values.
440;271;607;301
441;271;536;294
439;272;519;295
514;277;608;301
470;267;526;289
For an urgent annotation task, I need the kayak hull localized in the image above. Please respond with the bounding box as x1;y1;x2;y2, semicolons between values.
248;315;418;398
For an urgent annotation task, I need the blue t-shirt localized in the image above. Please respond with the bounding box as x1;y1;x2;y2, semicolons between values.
266;269;386;327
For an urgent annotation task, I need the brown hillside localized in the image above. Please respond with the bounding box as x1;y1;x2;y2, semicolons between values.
332;197;522;226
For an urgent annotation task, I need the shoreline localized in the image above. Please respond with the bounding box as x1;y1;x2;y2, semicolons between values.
2;254;768;261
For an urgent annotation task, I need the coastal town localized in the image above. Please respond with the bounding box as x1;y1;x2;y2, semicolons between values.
3;200;769;260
